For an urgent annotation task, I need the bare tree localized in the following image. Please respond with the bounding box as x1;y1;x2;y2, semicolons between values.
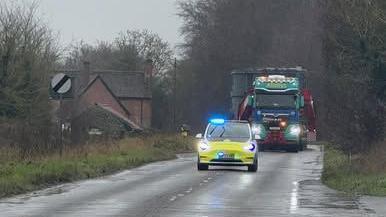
65;30;173;74
115;30;173;74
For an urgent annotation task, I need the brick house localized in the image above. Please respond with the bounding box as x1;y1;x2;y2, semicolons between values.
91;70;152;128
56;62;152;142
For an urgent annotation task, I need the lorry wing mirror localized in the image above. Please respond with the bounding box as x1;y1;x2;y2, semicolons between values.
195;133;203;139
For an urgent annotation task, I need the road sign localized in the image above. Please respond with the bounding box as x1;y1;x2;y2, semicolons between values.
51;73;72;94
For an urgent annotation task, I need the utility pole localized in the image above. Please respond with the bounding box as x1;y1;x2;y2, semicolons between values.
173;58;177;130
1;55;9;88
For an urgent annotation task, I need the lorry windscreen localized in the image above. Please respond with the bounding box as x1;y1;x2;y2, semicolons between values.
256;94;296;108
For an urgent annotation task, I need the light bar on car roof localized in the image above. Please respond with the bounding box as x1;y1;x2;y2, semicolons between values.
209;118;225;125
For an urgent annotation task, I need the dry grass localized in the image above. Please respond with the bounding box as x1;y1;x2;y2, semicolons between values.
322;142;386;196
356;143;386;174
0;134;194;198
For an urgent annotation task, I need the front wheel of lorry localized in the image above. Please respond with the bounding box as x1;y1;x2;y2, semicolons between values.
287;145;299;153
298;141;304;151
259;144;265;152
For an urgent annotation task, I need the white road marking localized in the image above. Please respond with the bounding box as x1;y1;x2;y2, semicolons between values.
290;181;299;214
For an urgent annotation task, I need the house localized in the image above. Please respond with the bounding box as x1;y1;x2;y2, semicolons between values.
90;70;152;128
55;62;153;142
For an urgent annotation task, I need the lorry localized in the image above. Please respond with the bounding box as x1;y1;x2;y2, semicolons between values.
231;67;316;152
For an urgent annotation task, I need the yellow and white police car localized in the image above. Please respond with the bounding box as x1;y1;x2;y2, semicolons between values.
196;119;258;172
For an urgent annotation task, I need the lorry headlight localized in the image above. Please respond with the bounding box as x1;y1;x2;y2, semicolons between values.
198;141;210;151
280;121;287;128
290;126;301;135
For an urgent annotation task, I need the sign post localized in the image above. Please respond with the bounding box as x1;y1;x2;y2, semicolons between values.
51;73;72;156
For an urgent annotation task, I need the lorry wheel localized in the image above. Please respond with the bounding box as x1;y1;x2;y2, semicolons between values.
298;142;304;151
259;144;265;152
248;158;258;172
287;145;299;153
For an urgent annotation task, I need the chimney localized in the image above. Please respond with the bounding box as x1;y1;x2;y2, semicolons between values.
80;61;90;90
144;59;153;80
144;59;153;96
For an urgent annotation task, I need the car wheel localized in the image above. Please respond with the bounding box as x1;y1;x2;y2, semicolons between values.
198;163;209;171
197;157;209;171
248;157;258;172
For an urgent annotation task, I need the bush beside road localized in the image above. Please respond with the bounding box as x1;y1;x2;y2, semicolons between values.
322;144;386;196
0;134;194;198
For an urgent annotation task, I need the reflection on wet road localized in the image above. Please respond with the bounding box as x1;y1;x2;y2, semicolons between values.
0;146;383;217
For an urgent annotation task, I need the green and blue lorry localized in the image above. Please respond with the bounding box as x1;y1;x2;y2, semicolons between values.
231;67;316;152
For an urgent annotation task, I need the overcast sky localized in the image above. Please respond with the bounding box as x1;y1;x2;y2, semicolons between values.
35;0;183;50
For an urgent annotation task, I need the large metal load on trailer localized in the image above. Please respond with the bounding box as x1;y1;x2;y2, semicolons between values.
231;67;316;152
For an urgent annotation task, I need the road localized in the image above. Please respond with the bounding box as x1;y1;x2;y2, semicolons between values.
0;146;383;217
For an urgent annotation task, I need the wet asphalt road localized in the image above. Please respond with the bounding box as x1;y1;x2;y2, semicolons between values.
0;146;384;217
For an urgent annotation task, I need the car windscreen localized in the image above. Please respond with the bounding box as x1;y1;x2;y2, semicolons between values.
205;122;250;142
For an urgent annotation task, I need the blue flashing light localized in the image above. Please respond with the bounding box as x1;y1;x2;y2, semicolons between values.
210;118;225;125
218;152;224;157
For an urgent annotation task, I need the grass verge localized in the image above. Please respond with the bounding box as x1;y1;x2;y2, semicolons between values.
0;134;194;198
322;144;386;196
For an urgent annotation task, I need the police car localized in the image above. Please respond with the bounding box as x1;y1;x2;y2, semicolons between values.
196;119;258;172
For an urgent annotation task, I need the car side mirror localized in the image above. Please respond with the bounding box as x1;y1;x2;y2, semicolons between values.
195;133;203;139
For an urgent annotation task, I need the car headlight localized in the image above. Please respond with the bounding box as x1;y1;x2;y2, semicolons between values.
198;141;210;151
289;125;301;135
244;142;256;152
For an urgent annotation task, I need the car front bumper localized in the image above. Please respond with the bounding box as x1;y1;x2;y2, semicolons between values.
199;153;256;165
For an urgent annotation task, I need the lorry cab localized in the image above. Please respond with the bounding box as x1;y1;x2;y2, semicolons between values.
253;75;305;152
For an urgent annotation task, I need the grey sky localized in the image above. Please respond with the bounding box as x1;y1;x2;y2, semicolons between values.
35;0;183;50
